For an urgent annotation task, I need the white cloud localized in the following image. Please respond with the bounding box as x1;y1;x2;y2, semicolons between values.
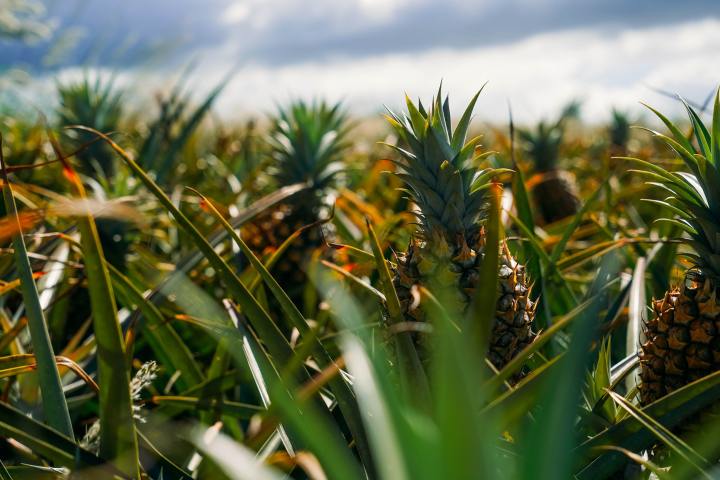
191;18;719;125
219;0;406;30
355;0;412;15
31;17;719;128
223;2;252;24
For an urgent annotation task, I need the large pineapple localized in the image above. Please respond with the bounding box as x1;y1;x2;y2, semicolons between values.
243;100;352;295
518;101;581;225
383;86;537;373
637;94;720;406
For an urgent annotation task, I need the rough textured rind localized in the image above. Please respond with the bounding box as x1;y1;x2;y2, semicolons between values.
390;228;537;380
243;201;323;284
640;278;720;406
532;170;581;225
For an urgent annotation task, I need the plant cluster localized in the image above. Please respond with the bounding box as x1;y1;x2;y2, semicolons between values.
0;72;717;480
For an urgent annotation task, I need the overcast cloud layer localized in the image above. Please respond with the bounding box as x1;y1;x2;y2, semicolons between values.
2;0;720;123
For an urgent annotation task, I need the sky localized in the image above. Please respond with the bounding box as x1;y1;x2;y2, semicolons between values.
2;0;720;124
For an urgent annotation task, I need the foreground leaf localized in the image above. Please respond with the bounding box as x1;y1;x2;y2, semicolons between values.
108;265;204;392
75;127;343;441
49;135;139;478
192;188;375;477
0;139;73;439
367;220;433;414
605;390;710;478
577;369;720;479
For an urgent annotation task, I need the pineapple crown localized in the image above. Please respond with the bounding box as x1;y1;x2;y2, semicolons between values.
57;74;124;134
56;74;124;174
608;108;632;150
382;84;509;239
267;99;352;189
632;88;720;280
517;100;580;172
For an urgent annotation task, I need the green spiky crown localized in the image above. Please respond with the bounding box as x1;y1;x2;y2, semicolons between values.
267;99;352;189
57;75;124;173
517;100;579;171
57;75;124;131
609;108;632;150
382;85;508;239
633;90;720;282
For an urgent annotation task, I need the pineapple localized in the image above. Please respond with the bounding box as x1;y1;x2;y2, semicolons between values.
244;100;352;296
636;93;720;406
383;86;537;374
518;101;581;225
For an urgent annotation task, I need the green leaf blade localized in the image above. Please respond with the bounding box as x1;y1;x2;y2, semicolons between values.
0;145;73;440
367;221;433;415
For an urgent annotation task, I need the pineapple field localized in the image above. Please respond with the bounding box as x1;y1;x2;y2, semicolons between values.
4;45;720;479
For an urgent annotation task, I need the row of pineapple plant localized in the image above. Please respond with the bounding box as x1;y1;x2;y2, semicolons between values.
0;69;718;480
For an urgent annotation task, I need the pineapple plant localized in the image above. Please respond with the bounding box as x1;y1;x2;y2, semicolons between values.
635;92;720;407
602;108;634;176
383;86;537;373
243;99;352;296
56;74;135;270
518;101;581;224
607;107;632;158
56;74;124;177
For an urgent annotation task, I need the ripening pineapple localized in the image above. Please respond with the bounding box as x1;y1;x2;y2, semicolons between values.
383;86;537;374
636;92;720;407
243;100;352;295
518;101;581;225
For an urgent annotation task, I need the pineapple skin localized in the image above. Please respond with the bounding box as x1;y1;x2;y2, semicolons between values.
391;227;537;376
640;278;720;406
244;201;323;284
532;169;581;225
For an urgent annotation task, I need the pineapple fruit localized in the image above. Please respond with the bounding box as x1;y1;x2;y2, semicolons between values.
243;100;351;296
636;93;720;406
518;101;581;225
383;86;537;374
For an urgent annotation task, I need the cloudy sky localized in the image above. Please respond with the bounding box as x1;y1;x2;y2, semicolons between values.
3;0;720;123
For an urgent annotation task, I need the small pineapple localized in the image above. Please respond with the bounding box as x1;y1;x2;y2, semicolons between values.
383;86;537;375
244;100;352;295
518;101;581;225
635;92;720;407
